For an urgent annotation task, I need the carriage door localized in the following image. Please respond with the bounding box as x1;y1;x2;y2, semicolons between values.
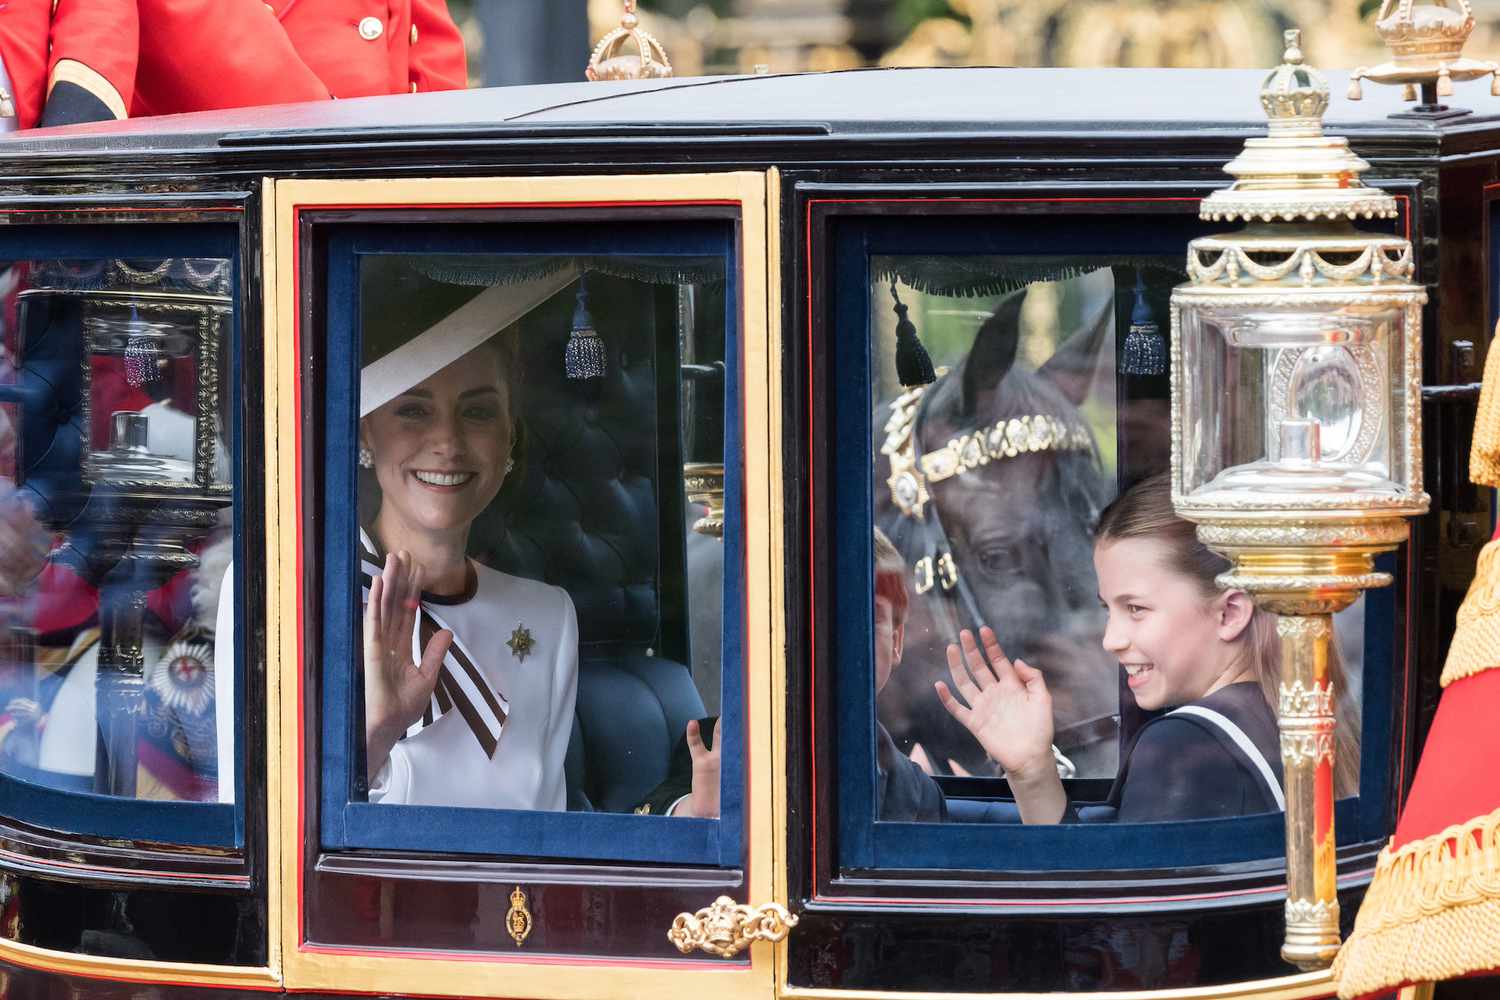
266;172;783;1000
783;184;1417;998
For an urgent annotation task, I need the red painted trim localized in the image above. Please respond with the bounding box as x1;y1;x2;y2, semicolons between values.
805;198;819;893
295;200;741;213
814;866;1375;909
806;197;1203;206
801;193;1405;909
288;196;758;963
293;206;308;946
297;941;743;971
0;845;249;884
0;207;243;215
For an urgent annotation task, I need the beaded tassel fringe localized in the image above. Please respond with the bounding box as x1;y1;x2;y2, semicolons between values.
565;275;608;382
1119;270;1165;376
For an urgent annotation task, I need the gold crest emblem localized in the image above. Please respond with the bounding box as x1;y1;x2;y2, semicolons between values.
506;623;535;662
507;886;533;947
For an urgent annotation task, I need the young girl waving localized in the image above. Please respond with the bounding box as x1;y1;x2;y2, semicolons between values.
937;472;1358;824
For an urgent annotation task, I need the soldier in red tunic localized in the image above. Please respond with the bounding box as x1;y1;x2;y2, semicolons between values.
0;0;138;130
131;0;468;116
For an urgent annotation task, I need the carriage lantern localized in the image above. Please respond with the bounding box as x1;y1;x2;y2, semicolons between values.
1169;30;1429;970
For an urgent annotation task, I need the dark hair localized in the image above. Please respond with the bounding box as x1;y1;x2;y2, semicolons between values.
1095;473;1360;799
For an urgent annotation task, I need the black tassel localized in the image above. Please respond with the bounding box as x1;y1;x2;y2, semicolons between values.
892;283;935;388
1120;269;1166;377
564;274;608;382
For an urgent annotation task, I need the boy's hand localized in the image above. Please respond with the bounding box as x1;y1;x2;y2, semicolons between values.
678;718;721;819
936;626;1055;784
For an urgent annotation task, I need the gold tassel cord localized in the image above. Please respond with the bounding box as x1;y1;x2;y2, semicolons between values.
1334;805;1500;998
1441;537;1500;687
1469;327;1500;489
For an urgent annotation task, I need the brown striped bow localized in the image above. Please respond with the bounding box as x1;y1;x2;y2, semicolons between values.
359;533;508;757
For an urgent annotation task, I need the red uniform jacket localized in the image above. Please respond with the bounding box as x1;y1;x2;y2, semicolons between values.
0;0;137;128
133;0;467;117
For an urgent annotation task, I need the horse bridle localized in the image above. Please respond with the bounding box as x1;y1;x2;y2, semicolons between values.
882;382;1117;760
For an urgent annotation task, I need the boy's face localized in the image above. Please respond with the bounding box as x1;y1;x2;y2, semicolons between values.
874;594;905;694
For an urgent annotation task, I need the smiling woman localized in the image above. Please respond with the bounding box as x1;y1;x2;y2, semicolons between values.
355;257;579;810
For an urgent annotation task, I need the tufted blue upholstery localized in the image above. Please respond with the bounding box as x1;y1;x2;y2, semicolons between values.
459;272;702;812
471;273;672;654
564;655;707;813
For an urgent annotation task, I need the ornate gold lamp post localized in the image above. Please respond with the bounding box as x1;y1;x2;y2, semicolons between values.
1170;30;1429;970
1348;0;1500;117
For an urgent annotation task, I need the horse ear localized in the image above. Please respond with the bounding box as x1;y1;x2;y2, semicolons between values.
960;290;1025;419
1038;296;1113;407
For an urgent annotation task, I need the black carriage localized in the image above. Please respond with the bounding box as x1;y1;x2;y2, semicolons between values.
0;57;1487;1000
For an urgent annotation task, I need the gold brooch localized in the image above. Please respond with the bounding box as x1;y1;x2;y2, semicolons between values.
506;623;536;662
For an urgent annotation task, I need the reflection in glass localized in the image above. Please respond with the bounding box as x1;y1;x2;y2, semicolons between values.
869;258;1364;822
0;258;234;802
873;264;1121;784
354;255;729;817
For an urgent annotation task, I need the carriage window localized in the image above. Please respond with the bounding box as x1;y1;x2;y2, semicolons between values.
834;232;1393;872
319;229;743;864
0;241;240;847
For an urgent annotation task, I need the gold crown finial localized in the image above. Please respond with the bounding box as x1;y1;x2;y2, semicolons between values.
1259;28;1330;131
1200;27;1399;225
1349;0;1499;106
1284;28;1303;63
587;0;673;82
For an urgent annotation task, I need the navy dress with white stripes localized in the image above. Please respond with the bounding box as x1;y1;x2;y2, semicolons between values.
1091;681;1286;823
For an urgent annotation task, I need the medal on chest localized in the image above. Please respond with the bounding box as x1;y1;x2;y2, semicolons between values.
506;623;536;663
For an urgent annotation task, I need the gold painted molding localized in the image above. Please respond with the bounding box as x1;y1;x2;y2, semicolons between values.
269;172;777;1000
261;176;286;981
0;935;279;990
778;969;1335;1000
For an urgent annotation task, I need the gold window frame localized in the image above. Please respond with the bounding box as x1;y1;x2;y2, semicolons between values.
263;171;784;1000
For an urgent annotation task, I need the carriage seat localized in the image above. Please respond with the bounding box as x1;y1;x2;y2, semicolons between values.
563;654;707;813
472;273;708;814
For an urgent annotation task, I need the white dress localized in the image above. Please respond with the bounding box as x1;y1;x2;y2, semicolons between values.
367;561;579;811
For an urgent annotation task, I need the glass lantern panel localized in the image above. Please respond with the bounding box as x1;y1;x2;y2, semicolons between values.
0;256;234;811
1177;301;1406;501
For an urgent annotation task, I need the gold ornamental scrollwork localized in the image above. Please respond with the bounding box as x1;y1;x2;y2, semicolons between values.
506;886;533;947
1281;730;1336;766
1218;572;1393;594
1276;617;1333;640
1195;521;1409;550
1280;679;1335;717
667;896;799;958
1285;897;1341;927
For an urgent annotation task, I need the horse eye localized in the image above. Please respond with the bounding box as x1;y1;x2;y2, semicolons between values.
974;544;1018;577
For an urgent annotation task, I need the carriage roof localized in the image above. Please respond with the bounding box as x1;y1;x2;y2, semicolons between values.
6;66;1500;160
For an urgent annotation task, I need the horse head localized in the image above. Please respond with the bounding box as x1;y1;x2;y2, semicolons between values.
876;286;1119;777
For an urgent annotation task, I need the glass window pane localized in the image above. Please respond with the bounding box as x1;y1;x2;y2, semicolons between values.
347;251;734;830
0;257;234;805
869;257;1365;828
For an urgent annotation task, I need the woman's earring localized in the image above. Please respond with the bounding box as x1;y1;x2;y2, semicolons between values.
504;457;515;477
358;447;374;469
